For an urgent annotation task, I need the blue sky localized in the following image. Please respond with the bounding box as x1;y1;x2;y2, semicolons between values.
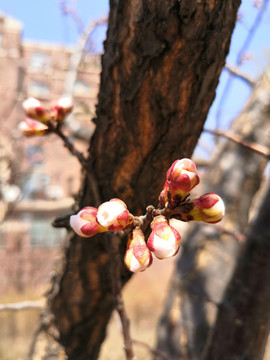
1;0;269;158
0;0;109;44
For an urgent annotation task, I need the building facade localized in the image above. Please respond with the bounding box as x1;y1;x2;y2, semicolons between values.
0;13;101;291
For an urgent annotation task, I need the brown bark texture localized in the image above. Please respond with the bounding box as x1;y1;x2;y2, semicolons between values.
203;180;270;359
40;1;241;359
155;68;270;359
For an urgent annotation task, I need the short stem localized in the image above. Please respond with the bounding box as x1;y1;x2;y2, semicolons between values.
109;234;135;360
53;126;87;166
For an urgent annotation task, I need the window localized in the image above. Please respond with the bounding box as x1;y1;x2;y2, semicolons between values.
28;82;50;99
29;52;51;72
27;145;44;166
73;80;91;97
30;218;66;248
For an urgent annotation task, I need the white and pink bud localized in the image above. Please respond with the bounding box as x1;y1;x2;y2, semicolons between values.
22;97;50;124
97;198;134;232
190;193;225;224
167;158;200;206
18;118;49;137
158;179;169;207
124;228;153;272
70;206;108;238
147;215;181;259
51;97;73;123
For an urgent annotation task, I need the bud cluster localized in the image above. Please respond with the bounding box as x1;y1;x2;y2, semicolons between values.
70;158;225;273
19;97;73;136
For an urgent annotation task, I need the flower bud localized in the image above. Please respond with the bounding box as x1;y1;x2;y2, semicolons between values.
147;215;181;259
51;97;73;123
158;179;169;207
177;193;225;224
97;198;134;232
22;97;50;124
70;206;108;238
18;118;49;137
124;228;153;272
167;158;200;206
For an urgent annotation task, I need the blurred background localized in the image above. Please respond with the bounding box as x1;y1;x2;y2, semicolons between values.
0;0;269;359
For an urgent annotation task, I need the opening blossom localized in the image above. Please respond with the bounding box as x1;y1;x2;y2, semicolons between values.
124;228;153;272
70;206;108;238
147;215;181;259
97;198;134;231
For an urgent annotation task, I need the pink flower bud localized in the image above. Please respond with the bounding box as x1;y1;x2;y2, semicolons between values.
158;179;169;207
70;206;108;238
18;118;49;137
167;158;200;206
147;215;181;259
176;193;225;224
22;97;50;124
51;97;73;123
191;193;225;223
97;198;134;231
124;228;153;272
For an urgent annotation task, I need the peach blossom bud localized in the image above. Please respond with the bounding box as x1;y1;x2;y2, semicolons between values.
191;193;225;223
158;179;169;207
124;228;153;272
52;97;73;123
147;215;181;259
167;158;200;206
177;193;225;224
22;97;50;124
70;206;108;238
18;118;49;137
97;198;134;232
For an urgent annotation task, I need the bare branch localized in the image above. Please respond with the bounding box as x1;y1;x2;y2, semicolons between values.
224;64;255;86
132;339;169;360
109;233;135;360
0;300;43;311
204;128;270;159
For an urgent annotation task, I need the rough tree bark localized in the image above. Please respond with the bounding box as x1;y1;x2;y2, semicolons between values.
34;1;241;359
203;179;270;359
155;68;270;359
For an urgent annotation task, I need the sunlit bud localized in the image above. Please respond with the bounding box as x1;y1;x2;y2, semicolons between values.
97;198;134;232
177;193;225;224
124;228;153;272
70;206;108;238
167;158;200;206
18;118;49;137
51;97;73;123
158;179;169;207
147;215;181;259
22;97;50;124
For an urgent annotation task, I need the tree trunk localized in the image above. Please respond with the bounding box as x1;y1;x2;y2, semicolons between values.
40;1;241;359
203;180;270;360
155;68;270;359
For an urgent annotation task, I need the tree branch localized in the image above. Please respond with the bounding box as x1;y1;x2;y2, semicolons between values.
204;128;270;159
224;64;255;86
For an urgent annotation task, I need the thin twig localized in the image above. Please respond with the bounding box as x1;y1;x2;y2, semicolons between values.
204;128;270;159
215;0;269;129
53;126;87;166
109;233;135;360
0;300;43;311
224;64;255;86
132;339;169;360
